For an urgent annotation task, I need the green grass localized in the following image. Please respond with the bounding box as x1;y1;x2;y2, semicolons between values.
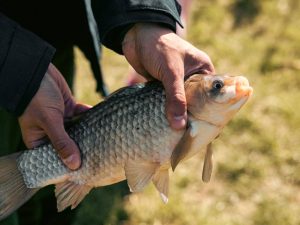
73;0;300;224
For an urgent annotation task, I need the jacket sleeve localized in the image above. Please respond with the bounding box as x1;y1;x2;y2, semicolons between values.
0;13;55;116
91;0;182;54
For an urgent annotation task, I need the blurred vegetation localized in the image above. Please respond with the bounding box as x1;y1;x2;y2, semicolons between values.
72;0;300;224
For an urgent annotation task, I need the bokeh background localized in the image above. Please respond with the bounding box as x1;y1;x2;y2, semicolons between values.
72;0;300;224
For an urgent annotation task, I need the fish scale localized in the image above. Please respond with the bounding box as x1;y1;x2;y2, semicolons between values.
17;81;183;188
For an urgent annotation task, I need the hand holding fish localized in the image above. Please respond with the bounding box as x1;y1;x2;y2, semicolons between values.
18;63;90;170
122;23;215;130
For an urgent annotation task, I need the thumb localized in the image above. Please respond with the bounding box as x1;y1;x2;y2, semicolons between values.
44;120;81;170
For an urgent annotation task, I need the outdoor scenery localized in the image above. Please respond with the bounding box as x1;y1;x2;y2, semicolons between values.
72;0;300;224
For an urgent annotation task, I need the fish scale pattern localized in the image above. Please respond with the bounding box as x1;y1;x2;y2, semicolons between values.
17;81;183;188
17;145;68;188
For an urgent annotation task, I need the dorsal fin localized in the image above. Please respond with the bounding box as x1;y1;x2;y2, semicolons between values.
55;181;92;212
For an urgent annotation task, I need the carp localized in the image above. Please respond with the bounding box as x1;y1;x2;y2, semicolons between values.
0;74;252;220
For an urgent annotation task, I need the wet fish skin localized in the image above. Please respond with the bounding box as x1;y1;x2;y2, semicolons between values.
0;74;253;219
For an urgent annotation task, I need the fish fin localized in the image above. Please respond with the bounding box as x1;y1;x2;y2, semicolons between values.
124;162;159;192
171;124;197;171
0;152;39;220
202;143;213;183
55;181;92;212
152;169;169;203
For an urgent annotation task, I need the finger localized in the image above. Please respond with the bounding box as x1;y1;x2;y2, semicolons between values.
74;103;92;115
185;49;215;76
200;52;215;74
64;101;91;118
162;69;187;130
44;119;81;170
199;61;215;75
51;75;90;125
47;64;78;118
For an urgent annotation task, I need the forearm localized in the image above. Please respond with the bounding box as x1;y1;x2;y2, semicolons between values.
91;0;182;54
0;13;55;116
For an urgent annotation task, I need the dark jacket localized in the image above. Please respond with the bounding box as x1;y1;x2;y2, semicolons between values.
0;0;182;116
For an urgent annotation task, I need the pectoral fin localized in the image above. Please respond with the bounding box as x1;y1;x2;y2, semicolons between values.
202;143;213;183
171;125;196;171
152;169;169;203
125;162;159;192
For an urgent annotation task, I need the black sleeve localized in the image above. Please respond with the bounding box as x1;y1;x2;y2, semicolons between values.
91;0;182;54
0;13;55;116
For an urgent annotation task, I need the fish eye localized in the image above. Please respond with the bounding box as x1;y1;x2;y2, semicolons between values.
212;80;224;90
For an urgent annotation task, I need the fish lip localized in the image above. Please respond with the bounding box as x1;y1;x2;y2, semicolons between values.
246;86;253;96
235;76;253;97
237;85;253;97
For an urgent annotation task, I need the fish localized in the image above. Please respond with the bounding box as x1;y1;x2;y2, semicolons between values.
0;74;252;220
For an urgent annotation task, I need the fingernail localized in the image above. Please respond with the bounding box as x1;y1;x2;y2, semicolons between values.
63;154;80;170
172;115;187;130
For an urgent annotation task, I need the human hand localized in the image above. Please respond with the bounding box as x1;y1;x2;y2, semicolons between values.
18;63;90;170
122;23;215;130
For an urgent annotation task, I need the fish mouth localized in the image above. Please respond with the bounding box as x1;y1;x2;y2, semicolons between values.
235;76;253;98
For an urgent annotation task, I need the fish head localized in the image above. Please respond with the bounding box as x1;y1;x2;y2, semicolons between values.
185;74;253;127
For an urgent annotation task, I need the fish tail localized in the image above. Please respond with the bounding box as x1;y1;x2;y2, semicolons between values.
0;152;39;220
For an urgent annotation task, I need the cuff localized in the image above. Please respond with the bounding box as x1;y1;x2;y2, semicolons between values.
102;11;178;54
0;16;55;116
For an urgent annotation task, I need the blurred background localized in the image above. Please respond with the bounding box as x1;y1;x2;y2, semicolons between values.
72;0;300;224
